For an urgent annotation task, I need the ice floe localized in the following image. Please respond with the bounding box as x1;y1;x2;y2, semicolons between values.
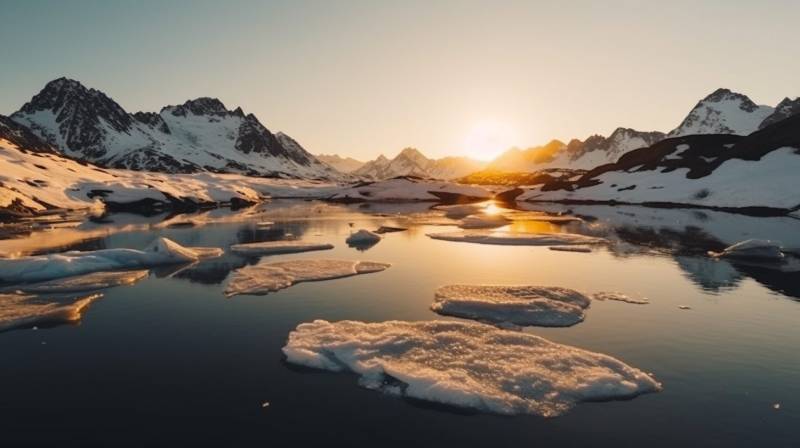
230;241;334;256
432;285;591;327
0;292;102;332
591;291;649;305
6;270;148;294
434;203;486;219
548;245;593;253
0;238;222;284
458;214;511;229
225;259;390;297
427;230;608;246
282;319;661;417
710;239;785;261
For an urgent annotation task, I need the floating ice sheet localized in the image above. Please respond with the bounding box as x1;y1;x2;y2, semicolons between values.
230;241;334;256
0;238;222;284
0;292;102;332
283;319;661;417
427;230;607;246
7;270;149;294
591;291;650;305
225;259;390;297
432;285;591;327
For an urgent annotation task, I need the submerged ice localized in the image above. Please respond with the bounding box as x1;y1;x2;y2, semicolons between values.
225;259;390;297
711;239;785;261
282;319;661;417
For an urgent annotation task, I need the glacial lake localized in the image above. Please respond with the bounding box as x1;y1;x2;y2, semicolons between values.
1;200;798;447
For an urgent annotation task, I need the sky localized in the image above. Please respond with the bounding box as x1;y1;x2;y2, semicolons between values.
1;0;798;161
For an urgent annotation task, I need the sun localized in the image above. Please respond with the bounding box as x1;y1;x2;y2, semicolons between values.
462;120;517;161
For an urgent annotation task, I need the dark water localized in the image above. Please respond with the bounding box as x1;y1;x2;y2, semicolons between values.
1;201;798;447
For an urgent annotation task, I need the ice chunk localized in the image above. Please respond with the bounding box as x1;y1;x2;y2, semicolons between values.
549;245;592;253
434;204;485;219
0;238;222;284
710;239;784;260
8;270;148;294
427;230;607;246
282;319;661;417
346;229;382;244
0;292;102;332
591;291;649;305
458;214;511;229
225;259;390;297
432;285;591;327
230;241;334;256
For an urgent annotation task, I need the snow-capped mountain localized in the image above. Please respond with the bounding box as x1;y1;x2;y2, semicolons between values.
316;154;365;173
759;97;800;130
354;148;485;180
10;78;341;179
486;128;664;173
667;88;774;137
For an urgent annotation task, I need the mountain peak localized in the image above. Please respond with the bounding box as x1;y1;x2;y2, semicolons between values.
163;97;230;116
668;88;774;137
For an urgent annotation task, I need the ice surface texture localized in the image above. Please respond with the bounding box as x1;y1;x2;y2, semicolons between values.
230;241;334;256
0;292;102;332
225;259;390;297
283;319;661;417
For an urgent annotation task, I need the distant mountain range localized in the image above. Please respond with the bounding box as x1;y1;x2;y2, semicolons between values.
468;88;799;178
8;78;341;179
350;148;486;180
3;79;799;184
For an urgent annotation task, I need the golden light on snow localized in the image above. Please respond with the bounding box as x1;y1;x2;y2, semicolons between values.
462;120;518;161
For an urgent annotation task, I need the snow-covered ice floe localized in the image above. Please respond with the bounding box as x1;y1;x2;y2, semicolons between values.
427;230;608;246
591;291;649;305
432;285;591;327
230;241;334;256
433;203;486;219
282;319;661;417
0;292;102;332
0;238;222;284
225;259;390;297
458;214;511;229
548;245;593;253
329;177;492;203
709;239;785;261
345;229;382;246
6;270;148;294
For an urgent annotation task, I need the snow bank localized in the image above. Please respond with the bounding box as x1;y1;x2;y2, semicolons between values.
0;292;102;332
591;292;649;305
230;241;334;256
282;319;661;416
432;285;591;327
427;230;608;246
710;239;785;260
346;229;382;245
329;178;491;202
225;259;390;297
458;214;511;229
9;270;148;294
0;238;222;283
549;246;592;253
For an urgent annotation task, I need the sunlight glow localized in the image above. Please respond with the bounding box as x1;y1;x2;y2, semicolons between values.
462;121;518;161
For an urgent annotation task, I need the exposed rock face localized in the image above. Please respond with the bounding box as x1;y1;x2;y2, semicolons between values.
759;97;800;130
10;78;341;179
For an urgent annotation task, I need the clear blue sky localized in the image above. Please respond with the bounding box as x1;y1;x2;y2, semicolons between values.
1;0;798;160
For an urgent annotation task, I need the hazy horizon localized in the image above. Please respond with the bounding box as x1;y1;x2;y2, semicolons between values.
2;0;798;161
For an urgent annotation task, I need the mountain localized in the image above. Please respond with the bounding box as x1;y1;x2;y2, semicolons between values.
759;97;800;130
518;112;800;212
667;88;774;137
316;154;365;172
10;78;341;179
484;128;665;174
354;148;486;180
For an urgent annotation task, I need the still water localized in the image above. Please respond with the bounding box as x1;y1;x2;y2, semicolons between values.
1;201;798;447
